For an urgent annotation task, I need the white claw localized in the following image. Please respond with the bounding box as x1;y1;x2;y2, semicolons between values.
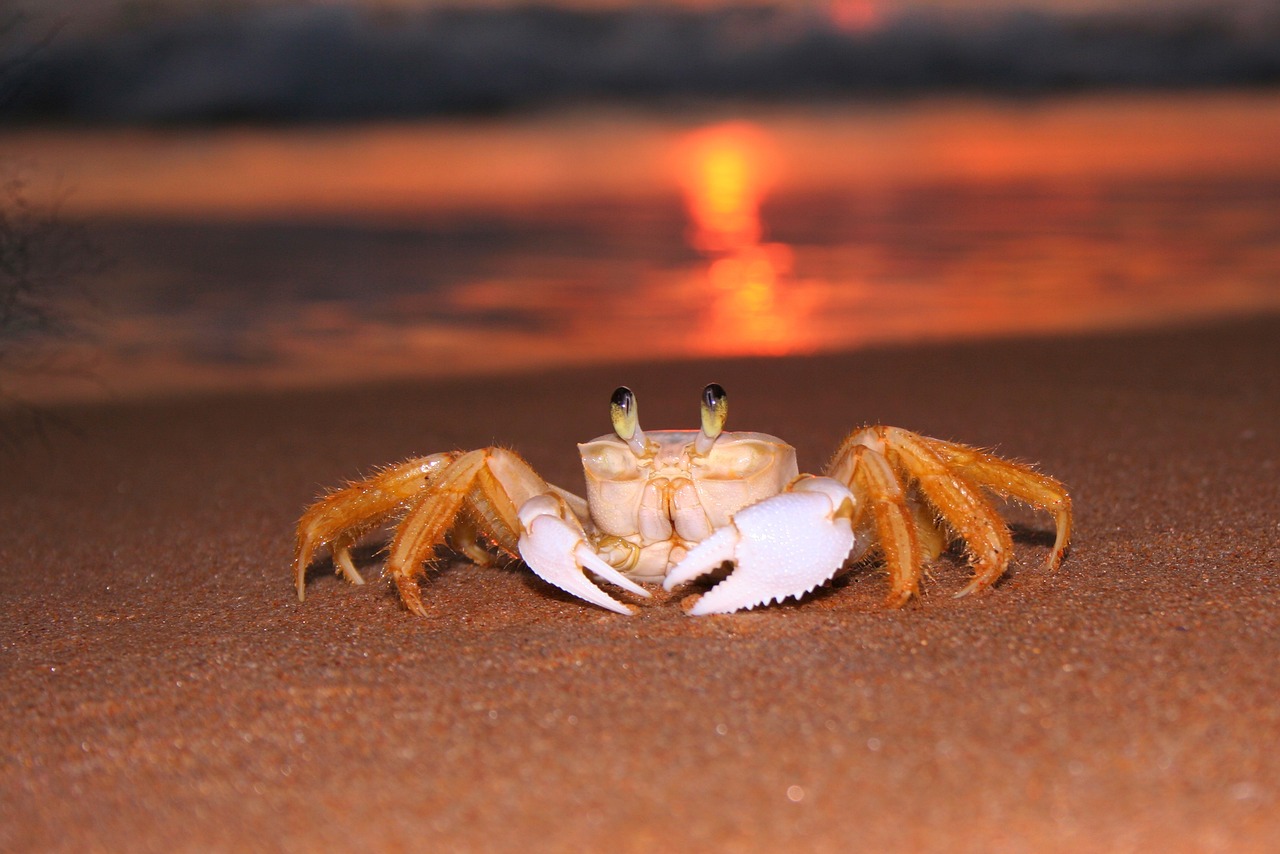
664;477;856;616
517;497;649;616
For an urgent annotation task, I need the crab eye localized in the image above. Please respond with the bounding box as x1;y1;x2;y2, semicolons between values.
580;440;642;481
696;383;728;455
610;386;638;441
609;386;651;456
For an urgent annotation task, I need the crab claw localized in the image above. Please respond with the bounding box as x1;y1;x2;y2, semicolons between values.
664;477;857;615
517;495;650;616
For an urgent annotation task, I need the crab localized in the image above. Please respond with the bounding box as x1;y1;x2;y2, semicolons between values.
293;384;1071;615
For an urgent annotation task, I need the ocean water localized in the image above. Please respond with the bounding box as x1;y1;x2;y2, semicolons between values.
3;92;1280;402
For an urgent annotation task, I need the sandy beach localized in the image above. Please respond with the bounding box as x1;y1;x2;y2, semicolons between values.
2;314;1278;852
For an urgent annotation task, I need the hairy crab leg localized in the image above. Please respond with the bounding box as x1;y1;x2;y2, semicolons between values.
461;458;525;558
451;454;593;567
385;447;602;616
328;531;368;586
909;500;949;564
917;436;1073;571
447;515;499;568
293;453;455;600
877;427;1015;597
828;443;924;607
385;452;490;615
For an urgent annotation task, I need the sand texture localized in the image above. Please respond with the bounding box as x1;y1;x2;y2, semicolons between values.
3;316;1279;852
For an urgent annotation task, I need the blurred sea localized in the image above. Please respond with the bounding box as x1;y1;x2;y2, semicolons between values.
3;92;1277;403
1;3;1279;403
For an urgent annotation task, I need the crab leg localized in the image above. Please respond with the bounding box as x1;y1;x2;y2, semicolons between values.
384;448;575;615
871;428;1015;597
370;446;639;616
382;452;490;614
916;436;1073;571
832;444;924;607
293;454;454;600
829;426;1073;599
447;515;499;569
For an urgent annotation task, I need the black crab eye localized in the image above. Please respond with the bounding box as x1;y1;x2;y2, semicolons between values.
696;383;728;455
610;386;638;440
701;383;727;435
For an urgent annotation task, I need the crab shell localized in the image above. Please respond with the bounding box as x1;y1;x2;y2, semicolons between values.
578;430;799;582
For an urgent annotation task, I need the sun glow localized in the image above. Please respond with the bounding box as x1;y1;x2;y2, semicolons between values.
829;0;882;33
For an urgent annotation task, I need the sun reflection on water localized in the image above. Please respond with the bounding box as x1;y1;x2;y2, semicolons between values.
678;122;820;356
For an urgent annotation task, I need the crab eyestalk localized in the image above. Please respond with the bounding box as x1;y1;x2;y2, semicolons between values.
695;383;728;456
610;386;651;457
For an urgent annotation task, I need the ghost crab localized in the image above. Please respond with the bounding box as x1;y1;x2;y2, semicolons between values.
294;384;1071;615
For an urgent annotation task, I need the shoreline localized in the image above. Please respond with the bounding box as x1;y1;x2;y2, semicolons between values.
11;305;1280;411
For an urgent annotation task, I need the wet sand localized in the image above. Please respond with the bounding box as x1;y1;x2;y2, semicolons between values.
3;315;1279;852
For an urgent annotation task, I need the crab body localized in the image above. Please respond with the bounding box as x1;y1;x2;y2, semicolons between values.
294;385;1071;615
580;429;798;582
